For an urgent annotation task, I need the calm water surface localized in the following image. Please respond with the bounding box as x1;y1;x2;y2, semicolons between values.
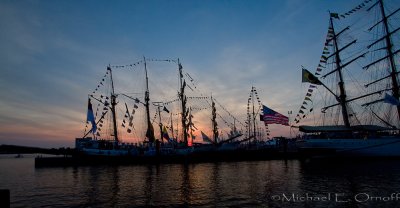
1;155;400;207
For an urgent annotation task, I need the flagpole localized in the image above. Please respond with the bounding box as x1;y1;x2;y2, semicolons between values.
302;66;339;101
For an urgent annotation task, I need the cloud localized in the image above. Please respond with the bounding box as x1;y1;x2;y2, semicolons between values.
2;0;386;147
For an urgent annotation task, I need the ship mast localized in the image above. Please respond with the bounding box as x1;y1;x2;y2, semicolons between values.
361;0;400;125
144;57;154;143
178;59;188;146
246;86;257;142
170;112;175;139
211;95;218;144
252;86;257;140
246;87;252;142
153;102;164;142
329;16;351;128
378;0;400;121
108;66;119;143
322;4;400;127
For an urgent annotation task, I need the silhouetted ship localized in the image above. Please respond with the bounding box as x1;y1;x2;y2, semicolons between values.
70;57;289;165
295;0;400;157
75;58;199;158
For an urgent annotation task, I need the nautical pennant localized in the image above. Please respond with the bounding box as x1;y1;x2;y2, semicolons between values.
86;98;97;133
302;68;322;85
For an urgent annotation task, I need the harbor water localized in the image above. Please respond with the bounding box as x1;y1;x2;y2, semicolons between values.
1;155;400;207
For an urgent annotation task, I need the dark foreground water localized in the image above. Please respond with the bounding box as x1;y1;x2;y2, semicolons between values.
1;155;400;207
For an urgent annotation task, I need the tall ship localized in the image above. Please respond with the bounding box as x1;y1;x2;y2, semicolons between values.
295;0;400;157
74;58;245;158
75;58;169;157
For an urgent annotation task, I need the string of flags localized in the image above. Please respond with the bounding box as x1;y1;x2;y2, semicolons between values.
151;112;158;125
164;99;179;105
96;110;108;133
85;58;182;137
121;102;139;134
216;111;234;130
246;89;253;135
181;68;242;131
89;68;112;136
148;105;171;127
246;86;270;136
188;92;241;131
92;71;109;95
84;91;111;137
110;59;179;69
294;22;335;124
330;0;374;20
164;96;209;106
187;96;209;99
213;98;245;127
185;72;198;90
191;106;210;111
185;94;239;134
146;58;177;63
85;58;248;140
111;60;143;69
92;94;110;117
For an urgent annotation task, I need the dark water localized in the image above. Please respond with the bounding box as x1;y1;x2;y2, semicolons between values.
1;155;400;207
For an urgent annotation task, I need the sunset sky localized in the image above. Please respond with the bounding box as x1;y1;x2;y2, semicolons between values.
1;0;398;148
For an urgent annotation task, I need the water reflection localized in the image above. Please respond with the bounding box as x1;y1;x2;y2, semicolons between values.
211;163;221;205
1;157;400;207
180;164;192;206
144;165;154;206
298;160;400;208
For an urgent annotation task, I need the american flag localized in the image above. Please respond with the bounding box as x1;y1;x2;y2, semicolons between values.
261;105;289;126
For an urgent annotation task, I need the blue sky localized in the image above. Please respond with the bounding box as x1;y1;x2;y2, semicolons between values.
1;0;397;148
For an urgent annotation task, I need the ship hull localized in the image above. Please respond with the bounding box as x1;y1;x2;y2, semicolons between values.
80;148;136;156
298;136;400;157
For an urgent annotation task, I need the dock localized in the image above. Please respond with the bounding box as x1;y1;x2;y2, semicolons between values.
35;149;300;167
